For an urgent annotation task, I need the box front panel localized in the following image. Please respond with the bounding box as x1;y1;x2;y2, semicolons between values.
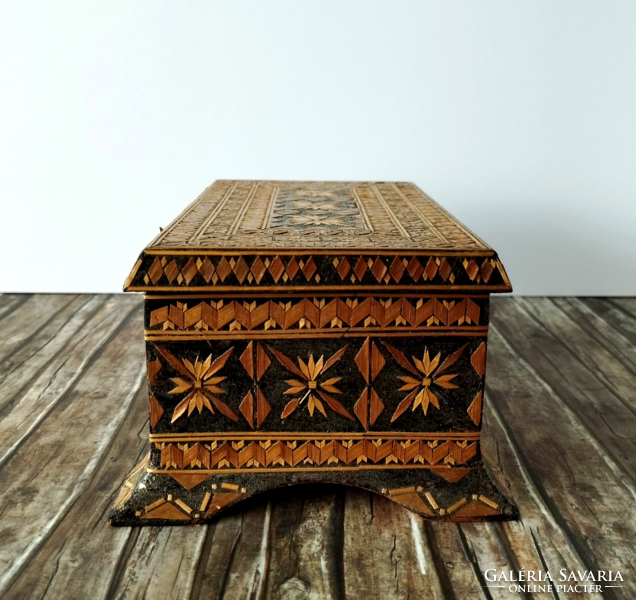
144;293;489;481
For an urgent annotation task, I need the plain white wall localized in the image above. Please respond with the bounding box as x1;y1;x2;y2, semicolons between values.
1;1;635;294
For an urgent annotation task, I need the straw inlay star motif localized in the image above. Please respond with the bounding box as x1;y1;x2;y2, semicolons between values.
384;343;467;422
269;345;354;420
155;346;237;423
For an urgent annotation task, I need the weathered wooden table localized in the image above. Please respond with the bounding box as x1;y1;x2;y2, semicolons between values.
1;294;634;599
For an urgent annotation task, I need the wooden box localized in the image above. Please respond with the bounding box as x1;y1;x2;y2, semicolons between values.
110;180;517;525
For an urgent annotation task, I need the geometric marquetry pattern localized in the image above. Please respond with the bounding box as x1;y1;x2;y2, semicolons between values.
144;254;320;286
387;487;501;518
335;256;499;285
272;346;353;420
148;297;482;332
137;254;505;288
353;338;386;430
154;346;237;424
156;438;478;470
467;391;483;426
238;341;271;429
386;343;467;422
334;256;462;285
149;394;164;428
146;181;491;251
471;342;487;377
138;486;501;521
139;484;247;520
467;341;487;425
462;259;498;285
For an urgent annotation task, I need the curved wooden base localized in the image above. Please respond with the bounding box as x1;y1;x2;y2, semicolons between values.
109;454;518;525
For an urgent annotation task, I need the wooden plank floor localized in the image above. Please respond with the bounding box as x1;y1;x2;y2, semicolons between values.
0;294;635;600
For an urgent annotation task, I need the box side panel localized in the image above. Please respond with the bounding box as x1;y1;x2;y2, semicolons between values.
111;294;517;524
142;293;490;470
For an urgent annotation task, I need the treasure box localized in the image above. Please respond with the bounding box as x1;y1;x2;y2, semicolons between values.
110;180;518;525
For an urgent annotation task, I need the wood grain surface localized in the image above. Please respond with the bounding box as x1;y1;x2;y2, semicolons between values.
0;294;634;600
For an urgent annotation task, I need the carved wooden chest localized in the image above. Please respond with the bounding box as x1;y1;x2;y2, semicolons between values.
110;180;517;525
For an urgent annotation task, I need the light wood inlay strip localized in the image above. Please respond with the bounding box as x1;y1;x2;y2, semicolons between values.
391;184;449;245
228;184;260;236
129;284;508;293
417;187;491;249
144;248;496;257
143;327;489;337
350;187;375;232
188;181;239;244
150;181;221;247
148;464;451;474
150;431;480;442
143;292;490;300
145;329;488;342
262;186;280;229
370;185;411;238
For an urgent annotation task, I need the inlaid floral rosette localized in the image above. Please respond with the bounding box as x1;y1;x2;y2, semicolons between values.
110;180;518;525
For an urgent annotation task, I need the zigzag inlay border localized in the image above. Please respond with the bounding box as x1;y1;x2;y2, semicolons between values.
154;438;479;470
126;252;509;291
147;296;484;332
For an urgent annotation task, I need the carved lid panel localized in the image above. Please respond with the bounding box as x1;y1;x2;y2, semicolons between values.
125;181;512;292
148;180;489;251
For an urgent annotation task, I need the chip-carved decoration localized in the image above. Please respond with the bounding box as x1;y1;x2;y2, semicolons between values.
113;460;512;523
145;337;486;434
269;346;354;420
268;186;369;230
147;180;490;250
154;437;478;470
147;297;482;333
238;341;271;429
353;338;386;429
154;346;237;423
385;343;468;422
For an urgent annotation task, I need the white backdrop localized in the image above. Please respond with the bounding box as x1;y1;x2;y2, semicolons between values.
1;1;635;294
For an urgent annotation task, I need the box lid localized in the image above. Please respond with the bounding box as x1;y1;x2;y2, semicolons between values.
124;180;512;293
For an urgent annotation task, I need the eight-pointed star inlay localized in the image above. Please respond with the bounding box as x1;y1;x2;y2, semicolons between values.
153;340;470;427
268;346;355;420
155;346;237;423
383;343;467;422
